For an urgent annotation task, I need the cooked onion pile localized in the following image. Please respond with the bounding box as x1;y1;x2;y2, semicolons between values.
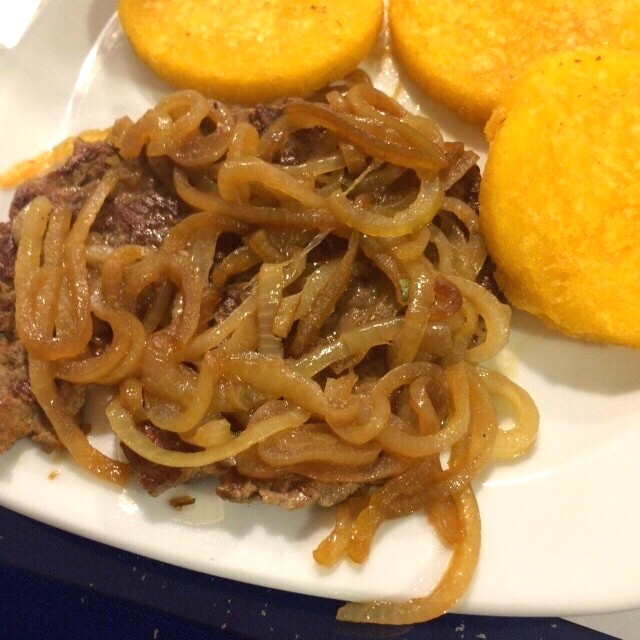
12;72;538;624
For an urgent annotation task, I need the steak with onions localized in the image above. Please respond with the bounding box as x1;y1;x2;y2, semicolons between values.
1;135;489;510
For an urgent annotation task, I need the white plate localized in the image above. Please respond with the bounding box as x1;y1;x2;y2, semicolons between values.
1;0;640;617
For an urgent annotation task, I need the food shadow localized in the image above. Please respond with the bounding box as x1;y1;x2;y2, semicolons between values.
509;309;640;395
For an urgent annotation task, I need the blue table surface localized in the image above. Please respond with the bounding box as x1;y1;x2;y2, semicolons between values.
0;506;618;640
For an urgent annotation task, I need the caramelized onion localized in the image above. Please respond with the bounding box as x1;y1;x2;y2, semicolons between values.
10;71;538;627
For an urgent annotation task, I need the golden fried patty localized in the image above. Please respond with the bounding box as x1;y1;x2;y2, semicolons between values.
118;0;383;104
480;48;640;346
389;0;640;122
